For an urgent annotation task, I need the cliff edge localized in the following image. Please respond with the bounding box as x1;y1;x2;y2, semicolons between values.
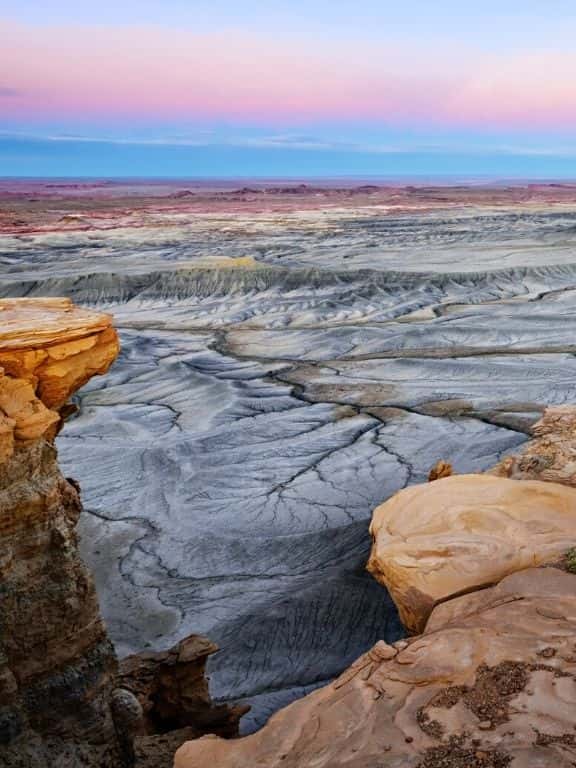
0;298;123;767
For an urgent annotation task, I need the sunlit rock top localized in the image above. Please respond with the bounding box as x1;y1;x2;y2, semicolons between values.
0;297;119;462
0;298;113;349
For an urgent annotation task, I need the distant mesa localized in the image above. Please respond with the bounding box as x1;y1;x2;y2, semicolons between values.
43;182;111;190
269;184;315;194
45;183;85;190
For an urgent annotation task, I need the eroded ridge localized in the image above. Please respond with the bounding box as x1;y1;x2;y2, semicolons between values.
0;296;119;405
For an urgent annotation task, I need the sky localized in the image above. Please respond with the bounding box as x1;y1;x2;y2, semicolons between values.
2;1;576;177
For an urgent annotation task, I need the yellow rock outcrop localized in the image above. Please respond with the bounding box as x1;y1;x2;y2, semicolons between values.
0;298;122;767
0;297;119;462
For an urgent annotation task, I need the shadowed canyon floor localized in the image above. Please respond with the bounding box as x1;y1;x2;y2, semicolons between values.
4;180;576;730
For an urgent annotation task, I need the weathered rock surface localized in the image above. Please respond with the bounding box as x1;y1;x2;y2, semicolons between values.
492;405;576;487
0;297;119;411
0;299;123;766
428;459;453;482
175;566;576;768
174;404;576;766
118;635;245;739
367;473;576;633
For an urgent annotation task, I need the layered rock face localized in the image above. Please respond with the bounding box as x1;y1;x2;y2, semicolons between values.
176;567;576;768
0;299;121;766
367;473;576;633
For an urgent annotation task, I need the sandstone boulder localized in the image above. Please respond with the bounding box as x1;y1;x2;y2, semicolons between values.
367;473;576;633
175;567;576;768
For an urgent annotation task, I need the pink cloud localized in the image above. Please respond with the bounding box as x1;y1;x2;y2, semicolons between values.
445;51;576;127
2;19;576;129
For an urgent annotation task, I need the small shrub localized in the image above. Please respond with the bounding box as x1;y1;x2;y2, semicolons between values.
565;548;576;574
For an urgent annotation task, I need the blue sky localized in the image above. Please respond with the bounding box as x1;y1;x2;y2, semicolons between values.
2;1;576;177
4;1;576;36
4;135;576;180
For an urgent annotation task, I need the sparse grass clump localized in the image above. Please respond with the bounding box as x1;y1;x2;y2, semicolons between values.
565;548;576;574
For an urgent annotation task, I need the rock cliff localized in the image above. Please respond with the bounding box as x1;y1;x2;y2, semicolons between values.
491;405;576;487
0;298;245;767
0;298;121;766
118;635;247;741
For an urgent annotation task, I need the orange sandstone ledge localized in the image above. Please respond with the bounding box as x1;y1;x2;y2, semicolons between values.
0;297;119;462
